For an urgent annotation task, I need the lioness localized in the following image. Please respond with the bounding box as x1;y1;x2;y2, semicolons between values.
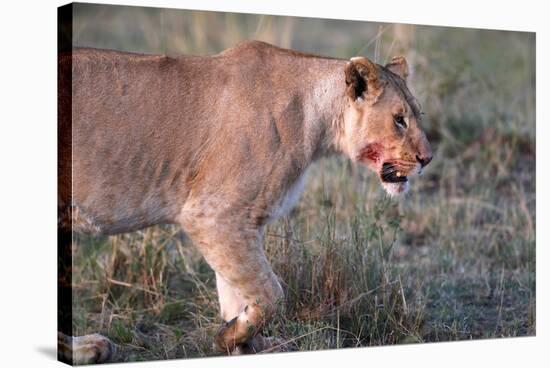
58;40;432;364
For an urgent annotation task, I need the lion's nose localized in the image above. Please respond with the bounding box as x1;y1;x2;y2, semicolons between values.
416;153;432;168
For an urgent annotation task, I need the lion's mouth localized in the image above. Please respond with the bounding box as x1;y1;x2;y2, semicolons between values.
380;162;408;183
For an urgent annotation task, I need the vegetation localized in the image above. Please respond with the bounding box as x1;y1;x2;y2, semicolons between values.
70;4;535;362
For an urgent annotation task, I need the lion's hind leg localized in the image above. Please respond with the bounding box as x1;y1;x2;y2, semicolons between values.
58;332;115;365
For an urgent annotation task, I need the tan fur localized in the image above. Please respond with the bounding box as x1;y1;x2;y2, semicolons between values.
58;40;432;362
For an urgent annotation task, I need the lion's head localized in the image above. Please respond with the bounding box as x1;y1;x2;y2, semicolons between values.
339;55;433;196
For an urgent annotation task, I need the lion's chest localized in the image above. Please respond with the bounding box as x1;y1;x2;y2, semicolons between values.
267;170;309;223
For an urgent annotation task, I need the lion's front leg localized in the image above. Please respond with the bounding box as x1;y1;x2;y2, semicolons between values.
215;272;286;354
181;214;284;353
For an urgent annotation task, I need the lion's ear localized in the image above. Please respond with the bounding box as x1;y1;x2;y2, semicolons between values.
385;56;409;80
345;57;380;100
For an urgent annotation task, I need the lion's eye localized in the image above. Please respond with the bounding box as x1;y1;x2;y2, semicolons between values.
394;115;407;129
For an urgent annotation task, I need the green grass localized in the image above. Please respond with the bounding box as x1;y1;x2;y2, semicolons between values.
69;4;535;363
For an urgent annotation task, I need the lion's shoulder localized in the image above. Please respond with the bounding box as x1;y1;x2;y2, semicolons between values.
218;40;342;61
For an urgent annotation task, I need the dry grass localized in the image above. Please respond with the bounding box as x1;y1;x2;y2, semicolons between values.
68;4;535;363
